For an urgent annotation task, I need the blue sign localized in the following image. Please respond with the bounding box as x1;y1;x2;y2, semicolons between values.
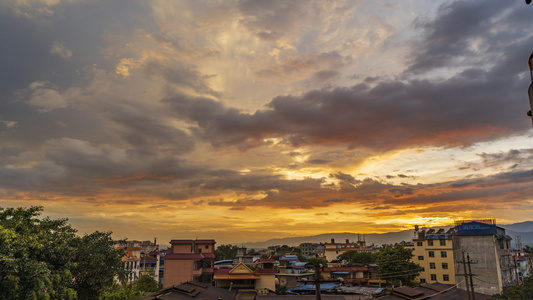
456;221;497;236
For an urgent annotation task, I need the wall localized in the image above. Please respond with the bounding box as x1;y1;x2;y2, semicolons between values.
163;259;194;288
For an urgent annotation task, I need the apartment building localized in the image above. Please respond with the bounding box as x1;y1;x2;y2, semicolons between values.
163;239;216;288
324;238;374;262
453;220;517;295
411;226;456;284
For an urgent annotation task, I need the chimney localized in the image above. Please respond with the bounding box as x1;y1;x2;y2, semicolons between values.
331;238;335;243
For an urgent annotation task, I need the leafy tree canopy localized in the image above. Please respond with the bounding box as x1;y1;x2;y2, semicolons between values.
215;244;238;261
373;244;420;287
0;206;128;300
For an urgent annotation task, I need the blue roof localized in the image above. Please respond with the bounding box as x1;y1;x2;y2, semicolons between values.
287;282;339;292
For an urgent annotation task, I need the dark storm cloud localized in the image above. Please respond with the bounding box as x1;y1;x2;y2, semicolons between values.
406;1;524;75
170;65;527;151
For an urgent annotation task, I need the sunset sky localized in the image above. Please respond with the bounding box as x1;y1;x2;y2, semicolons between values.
1;0;533;245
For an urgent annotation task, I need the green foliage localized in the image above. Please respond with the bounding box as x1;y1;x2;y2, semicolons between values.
0;206;129;300
373;244;420;287
307;257;328;267
133;274;160;294
489;276;533;300
276;285;288;295
337;250;374;265
99;284;141;300
215;244;238;260
71;231;127;300
524;245;533;254
0;206;78;299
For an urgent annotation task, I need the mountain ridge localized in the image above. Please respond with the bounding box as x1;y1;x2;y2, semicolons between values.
239;221;533;249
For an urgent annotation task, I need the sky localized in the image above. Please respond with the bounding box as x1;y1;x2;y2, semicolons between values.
1;0;533;245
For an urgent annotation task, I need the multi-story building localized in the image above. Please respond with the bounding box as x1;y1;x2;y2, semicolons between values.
324;238;374;262
116;246;142;283
163;239;215;288
410;226;456;284
300;243;326;259
453;220;517;295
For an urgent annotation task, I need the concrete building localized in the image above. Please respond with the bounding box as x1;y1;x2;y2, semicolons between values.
300;243;325;258
116;246;142;283
163;239;216;288
410;226;456;284
324;238;374;262
452;220;517;295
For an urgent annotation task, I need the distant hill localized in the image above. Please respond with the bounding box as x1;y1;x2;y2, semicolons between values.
500;221;533;233
240;221;533;249
242;230;414;249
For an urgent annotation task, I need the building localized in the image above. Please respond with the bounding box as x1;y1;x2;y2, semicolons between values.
410;226;456;284
139;281;237;300
324;238;374;262
163;239;216;288
452;220;517;295
321;266;370;285
116;246;142;283
213;259;276;294
300;243;325;258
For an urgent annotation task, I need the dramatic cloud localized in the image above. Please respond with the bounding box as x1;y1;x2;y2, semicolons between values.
1;0;533;244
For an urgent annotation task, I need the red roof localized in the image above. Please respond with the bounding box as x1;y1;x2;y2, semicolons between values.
169;239;216;244
215;268;232;273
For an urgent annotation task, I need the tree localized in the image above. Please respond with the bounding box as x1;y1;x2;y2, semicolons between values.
71;231;127;300
373;244;420;287
0;206;78;299
489;276;533;299
133;274;159;294
337;250;373;265
215;244;238;260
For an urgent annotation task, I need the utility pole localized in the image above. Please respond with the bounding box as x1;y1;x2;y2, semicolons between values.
466;254;475;300
460;250;471;300
315;262;322;300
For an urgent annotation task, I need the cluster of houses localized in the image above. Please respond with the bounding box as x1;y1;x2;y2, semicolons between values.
116;220;532;299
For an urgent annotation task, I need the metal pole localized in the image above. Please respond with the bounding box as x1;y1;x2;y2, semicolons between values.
467;254;475;300
462;251;471;300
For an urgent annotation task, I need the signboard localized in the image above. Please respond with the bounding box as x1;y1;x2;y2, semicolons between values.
455;221;497;236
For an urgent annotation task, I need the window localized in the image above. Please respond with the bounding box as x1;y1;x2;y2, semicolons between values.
420;267;425;272
440;240;446;246
443;274;450;281
198;248;202;253
205;245;209;249
429;263;436;269
430;274;437;281
442;263;448;269
428;251;435;258
441;251;447;258
417;242;423;246
418;256;424;260
420;278;426;283
428;240;434;246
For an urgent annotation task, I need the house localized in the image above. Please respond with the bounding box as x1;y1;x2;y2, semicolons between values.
375;282;490;299
321;266;369;285
163;239;216;288
213;259;276;294
409;226;456;284
139;281;236;300
324;239;375;262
